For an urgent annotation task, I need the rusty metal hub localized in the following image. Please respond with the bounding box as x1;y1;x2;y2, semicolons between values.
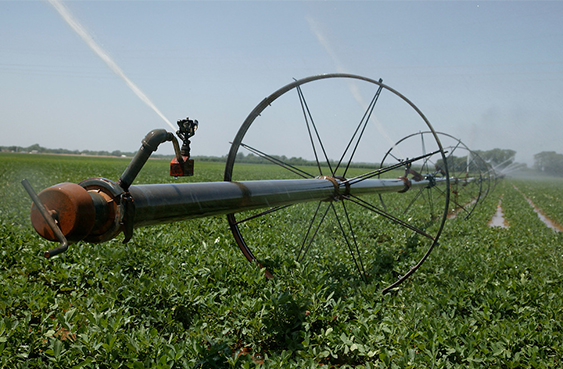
30;182;96;243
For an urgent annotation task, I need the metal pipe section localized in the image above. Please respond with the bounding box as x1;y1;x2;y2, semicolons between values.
129;179;335;227
346;177;446;196
117;129;177;191
27;175;448;249
128;176;446;227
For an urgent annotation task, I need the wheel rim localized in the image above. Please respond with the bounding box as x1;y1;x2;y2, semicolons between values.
380;131;490;221
224;74;450;292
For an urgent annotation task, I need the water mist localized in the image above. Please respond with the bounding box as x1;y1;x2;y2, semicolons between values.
47;0;176;132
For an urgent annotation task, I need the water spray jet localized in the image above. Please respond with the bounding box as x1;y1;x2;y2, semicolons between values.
47;0;176;131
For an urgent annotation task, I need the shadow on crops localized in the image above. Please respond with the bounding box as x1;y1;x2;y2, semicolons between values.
255;227;427;296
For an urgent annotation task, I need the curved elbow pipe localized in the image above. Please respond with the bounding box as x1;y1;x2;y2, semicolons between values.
117;129;176;191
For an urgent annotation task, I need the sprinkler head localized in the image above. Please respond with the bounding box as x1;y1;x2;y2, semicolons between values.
170;117;198;177
176;117;198;156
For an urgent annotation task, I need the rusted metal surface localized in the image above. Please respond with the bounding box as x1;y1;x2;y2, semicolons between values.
79;178;124;243
22;179;69;257
397;176;411;193
30;182;96;243
170;156;194;177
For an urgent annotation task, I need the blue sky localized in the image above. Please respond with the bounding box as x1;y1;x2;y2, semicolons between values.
1;0;562;166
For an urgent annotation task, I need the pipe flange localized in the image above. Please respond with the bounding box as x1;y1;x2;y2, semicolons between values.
334;176;350;198
318;176;349;200
79;178;126;243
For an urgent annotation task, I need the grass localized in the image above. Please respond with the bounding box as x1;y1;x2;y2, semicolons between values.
1;153;562;368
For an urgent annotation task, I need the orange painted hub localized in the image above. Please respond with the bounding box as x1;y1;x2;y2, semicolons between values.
30;182;95;243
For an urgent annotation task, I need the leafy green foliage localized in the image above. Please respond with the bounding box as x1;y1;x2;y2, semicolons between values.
511;178;563;226
534;151;563;177
1;153;562;367
473;148;516;168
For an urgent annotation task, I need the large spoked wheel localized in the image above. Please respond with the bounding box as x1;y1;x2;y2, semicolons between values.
224;74;450;293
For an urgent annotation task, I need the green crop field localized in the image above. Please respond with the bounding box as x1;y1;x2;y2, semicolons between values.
1;153;562;368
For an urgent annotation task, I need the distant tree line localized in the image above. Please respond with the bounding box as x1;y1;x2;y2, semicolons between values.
234;152;315;166
232;152;378;169
534;151;563;177
473;148;516;168
1;143;137;157
5;143;562;177
436;148;563;177
0;143;221;160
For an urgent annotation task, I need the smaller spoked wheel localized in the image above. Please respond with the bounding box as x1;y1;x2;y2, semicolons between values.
380;131;489;221
224;74;450;292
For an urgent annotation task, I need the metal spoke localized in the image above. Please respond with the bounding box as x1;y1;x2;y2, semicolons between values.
456;180;478;197
238;142;315;179
446;140;462;160
401;187;425;215
334;80;384;177
388;151;402;163
420;133;431;174
431;183;449;203
232;204;294;225
224;74;451;294
451;198;470;215
296;85;334;176
345;149;442;187
449;181;479;216
296;201;331;263
418;151;435;176
335;201;368;281
345;194;436;240
421;131;427;157
425;183;436;218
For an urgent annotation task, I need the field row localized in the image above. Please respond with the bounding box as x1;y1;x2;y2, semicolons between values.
509;179;563;229
484;178;563;233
